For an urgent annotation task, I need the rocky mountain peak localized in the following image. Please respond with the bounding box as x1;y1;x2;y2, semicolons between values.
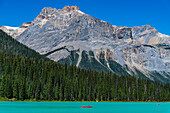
19;22;32;28
41;7;57;15
1;6;170;83
61;6;80;12
37;6;82;20
132;24;157;32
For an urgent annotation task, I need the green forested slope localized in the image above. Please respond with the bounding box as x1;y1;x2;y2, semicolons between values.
0;30;48;60
0;30;169;101
0;51;169;101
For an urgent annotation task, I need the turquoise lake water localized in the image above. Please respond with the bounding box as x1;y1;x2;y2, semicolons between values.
0;101;169;113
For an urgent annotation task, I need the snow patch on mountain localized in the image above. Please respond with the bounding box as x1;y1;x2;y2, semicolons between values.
1;6;170;83
4;26;18;30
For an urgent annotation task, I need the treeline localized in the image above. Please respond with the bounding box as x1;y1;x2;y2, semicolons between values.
0;30;48;60
0;51;170;101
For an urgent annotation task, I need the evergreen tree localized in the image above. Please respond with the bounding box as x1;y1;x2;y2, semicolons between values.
0;50;169;101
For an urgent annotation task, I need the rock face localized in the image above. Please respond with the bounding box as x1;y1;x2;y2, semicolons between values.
61;6;80;12
0;22;32;38
1;6;170;83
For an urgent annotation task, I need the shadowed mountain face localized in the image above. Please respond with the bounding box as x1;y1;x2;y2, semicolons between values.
0;6;170;83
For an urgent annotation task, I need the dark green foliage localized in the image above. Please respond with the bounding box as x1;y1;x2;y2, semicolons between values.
43;46;67;57
0;51;169;101
58;50;79;66
79;50;109;72
108;60;130;76
155;44;170;50
0;30;48;60
142;44;155;48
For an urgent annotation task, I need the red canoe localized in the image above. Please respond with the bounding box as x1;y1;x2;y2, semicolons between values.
81;106;93;108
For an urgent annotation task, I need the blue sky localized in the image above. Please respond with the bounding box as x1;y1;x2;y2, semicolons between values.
0;0;170;35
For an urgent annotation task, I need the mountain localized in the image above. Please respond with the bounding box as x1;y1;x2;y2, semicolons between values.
0;6;170;83
0;30;48;60
1;45;170;101
0;22;31;39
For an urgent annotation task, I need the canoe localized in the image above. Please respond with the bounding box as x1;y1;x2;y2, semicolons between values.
81;106;93;108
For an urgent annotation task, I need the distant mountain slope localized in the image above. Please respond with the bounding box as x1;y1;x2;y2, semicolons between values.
0;30;48;60
0;6;170;83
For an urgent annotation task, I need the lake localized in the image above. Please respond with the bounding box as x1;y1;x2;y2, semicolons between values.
0;101;169;113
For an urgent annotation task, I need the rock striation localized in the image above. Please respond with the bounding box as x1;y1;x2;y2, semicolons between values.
1;6;170;83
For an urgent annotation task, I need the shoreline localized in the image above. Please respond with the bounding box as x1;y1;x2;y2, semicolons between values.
0;100;170;103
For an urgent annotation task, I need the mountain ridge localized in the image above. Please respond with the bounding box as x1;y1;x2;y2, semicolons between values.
0;6;169;83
